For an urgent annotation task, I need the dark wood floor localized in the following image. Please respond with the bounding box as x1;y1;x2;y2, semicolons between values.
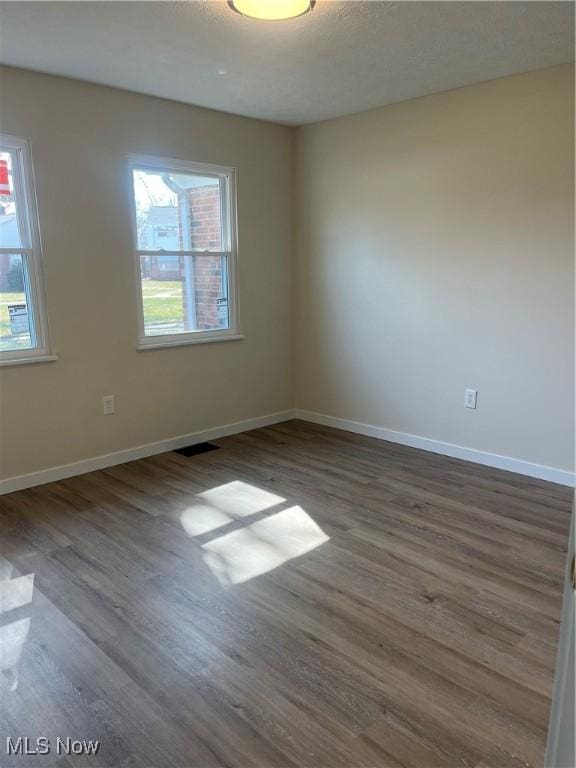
0;421;572;767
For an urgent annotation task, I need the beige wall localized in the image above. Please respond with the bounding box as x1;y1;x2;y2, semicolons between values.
295;65;574;472
0;67;294;479
1;64;573;482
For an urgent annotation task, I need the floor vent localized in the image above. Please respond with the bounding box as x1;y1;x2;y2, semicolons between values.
173;442;220;457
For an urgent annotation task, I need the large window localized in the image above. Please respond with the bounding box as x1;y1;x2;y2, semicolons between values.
128;155;240;348
0;135;52;364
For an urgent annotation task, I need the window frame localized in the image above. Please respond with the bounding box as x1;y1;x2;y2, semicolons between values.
127;154;242;350
0;134;54;366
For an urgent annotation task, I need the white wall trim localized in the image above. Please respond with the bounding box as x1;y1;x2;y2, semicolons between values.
2;407;573;494
0;410;296;495
295;409;575;487
545;510;575;767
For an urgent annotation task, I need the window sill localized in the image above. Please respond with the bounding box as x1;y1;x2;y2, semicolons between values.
137;334;245;351
0;353;59;367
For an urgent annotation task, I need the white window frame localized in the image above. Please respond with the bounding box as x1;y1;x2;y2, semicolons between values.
0;134;54;366
128;154;242;350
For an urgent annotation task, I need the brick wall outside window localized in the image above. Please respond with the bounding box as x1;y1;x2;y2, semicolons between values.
144;186;227;331
186;186;225;330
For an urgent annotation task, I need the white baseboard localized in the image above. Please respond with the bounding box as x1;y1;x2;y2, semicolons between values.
295;409;575;487
2;407;573;494
0;410;296;495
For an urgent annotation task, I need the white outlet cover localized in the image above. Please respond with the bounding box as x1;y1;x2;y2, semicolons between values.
103;395;115;415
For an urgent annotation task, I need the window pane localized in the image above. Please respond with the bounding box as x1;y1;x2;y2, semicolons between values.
140;254;229;337
133;169;222;252
0;152;23;249
0;254;33;351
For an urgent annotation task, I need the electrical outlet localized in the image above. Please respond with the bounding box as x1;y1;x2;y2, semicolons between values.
102;395;115;415
464;389;478;409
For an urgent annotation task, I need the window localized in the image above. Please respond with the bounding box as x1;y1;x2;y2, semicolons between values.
0;135;52;364
128;155;240;348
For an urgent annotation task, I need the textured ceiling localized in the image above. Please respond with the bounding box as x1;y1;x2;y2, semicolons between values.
0;1;573;125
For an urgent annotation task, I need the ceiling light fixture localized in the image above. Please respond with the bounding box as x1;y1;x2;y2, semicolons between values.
228;0;315;21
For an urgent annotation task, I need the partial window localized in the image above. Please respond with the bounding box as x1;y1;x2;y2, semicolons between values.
0;135;52;364
128;155;240;348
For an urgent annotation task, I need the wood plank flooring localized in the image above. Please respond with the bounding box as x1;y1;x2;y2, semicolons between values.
0;420;572;767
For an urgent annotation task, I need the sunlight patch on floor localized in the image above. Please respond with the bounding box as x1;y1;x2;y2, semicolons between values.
201;505;329;586
196;481;285;517
180;480;286;536
0;573;34;614
0;563;34;692
0;617;30;672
